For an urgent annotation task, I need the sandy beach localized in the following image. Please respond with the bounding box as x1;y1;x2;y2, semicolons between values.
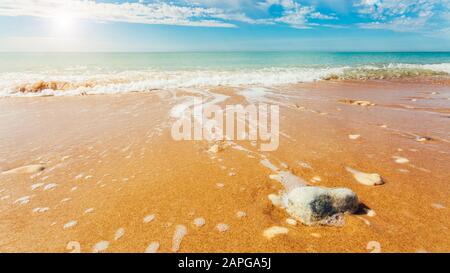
0;78;449;253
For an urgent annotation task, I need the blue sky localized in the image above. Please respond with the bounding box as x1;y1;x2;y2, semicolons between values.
0;0;449;51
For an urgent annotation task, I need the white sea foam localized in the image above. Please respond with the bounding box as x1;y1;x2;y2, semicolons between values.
1;63;448;97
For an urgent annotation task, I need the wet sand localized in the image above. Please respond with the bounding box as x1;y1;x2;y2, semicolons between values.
0;79;449;253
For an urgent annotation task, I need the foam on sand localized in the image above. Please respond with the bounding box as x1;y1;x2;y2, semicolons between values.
263;226;289;239
63;220;78;229
346;167;384;186
269;171;307;192
31;183;44;191
367;241;382;253
92;241;109;253
216;223;229;232
143;214;155;224
14;196;31;205
33;207;50;213
193;218;206;227
145;242;160;253
114;228;125;240
393;156;409;164
43;183;58;191
171;225;187;252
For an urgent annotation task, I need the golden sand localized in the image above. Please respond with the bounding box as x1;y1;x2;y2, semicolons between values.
0;79;449;253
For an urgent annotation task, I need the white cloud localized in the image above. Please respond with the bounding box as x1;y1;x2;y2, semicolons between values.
0;0;339;29
257;0;337;28
355;0;450;32
0;0;236;27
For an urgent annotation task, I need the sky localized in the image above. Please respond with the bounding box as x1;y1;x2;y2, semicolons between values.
0;0;449;52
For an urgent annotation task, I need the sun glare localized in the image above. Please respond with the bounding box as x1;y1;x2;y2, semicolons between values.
52;12;77;34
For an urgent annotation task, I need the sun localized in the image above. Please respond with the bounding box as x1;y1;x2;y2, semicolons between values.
52;12;77;34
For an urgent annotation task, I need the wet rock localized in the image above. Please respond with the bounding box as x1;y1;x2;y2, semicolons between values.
285;186;359;226
416;136;432;142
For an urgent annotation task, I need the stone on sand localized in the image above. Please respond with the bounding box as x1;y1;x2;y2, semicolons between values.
346;167;384;186
2;164;45;175
339;99;375;107
416;136;432;142
285;186;359;226
348;134;361;140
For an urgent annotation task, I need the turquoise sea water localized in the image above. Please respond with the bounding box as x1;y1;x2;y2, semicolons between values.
1;52;450;72
0;52;449;96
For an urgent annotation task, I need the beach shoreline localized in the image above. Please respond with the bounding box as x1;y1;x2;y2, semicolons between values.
0;78;449;253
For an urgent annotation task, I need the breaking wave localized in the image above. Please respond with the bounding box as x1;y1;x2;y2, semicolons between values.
1;63;449;97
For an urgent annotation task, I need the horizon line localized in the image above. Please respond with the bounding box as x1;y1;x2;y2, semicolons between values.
1;50;450;54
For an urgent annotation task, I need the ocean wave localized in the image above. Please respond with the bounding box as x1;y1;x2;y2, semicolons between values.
0;63;449;97
323;64;449;81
